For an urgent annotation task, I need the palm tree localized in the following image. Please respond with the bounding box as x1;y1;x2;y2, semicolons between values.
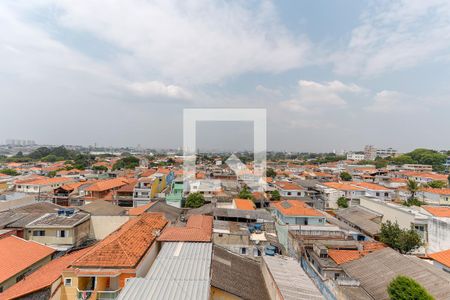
406;179;419;203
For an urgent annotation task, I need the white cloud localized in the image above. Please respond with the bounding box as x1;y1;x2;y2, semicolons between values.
333;0;450;76
255;84;282;97
127;81;192;100
280;80;363;113
366;90;423;113
19;0;311;85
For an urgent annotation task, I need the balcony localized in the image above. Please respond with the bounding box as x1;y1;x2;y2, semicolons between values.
77;289;121;300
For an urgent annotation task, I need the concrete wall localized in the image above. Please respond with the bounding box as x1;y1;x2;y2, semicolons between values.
136;242;160;278
89;216;129;240
359;197;416;229
27;220;90;247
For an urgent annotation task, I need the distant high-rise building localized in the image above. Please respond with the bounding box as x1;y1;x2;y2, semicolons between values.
364;145;377;160
376;148;398;158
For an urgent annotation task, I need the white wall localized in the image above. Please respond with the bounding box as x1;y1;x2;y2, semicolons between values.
427;217;450;253
89;216;129;240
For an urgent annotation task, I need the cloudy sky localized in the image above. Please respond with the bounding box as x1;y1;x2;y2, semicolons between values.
1;0;450;152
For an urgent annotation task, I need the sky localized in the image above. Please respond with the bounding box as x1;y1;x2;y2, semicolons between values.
1;0;450;152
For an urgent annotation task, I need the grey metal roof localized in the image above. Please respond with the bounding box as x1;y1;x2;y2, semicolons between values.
263;255;324;300
342;248;450;300
117;242;212;300
213;208;273;221
25;211;90;228
335;206;382;236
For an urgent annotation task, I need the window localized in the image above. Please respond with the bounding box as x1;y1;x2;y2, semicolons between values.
287;192;291;196
240;247;247;255
64;278;72;286
57;230;67;238
33;230;45;237
376;192;380;197
384;193;389;197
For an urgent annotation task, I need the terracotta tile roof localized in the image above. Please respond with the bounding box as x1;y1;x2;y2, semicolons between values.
128;202;156;216
234;198;256;210
328;250;363;265
271;200;323;217
390;178;408;183
116;179;138;193
429;249;450;268
422;206;450;217
0;247;91;299
422;188;450;196
328;242;386;265
140;169;156;177
351;182;391;191
0;236;55;284
84;178;129;192
14;175;46;185
157;215;213;242
156;168;171;175
323;182;364;191
19;177;74;186
274;181;304;191
400;171;448;181
73;213;167;268
59;180;97;192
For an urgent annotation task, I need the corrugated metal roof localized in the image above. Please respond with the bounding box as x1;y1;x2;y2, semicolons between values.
117;242;212;300
263;255;324;300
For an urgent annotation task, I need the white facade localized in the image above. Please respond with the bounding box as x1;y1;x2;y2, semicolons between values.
346;153;365;161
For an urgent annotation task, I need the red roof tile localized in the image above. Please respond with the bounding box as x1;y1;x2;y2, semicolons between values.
429;249;450;268
157;215;213;242
422;206;450;217
234;198;256;210
274;181;304;191
85;178;129;192
0;247;91;299
0;236;55;284
128;202;156;216
73;213;167;268
328;250;363;265
271;200;323;217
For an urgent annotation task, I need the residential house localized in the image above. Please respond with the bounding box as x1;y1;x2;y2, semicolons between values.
320;182;366;207
0;236;55;292
165;178;184;208
24;208;90;251
418;188;450;205
16;177;75;194
0;247;90;300
83;178;129;202
351;182;394;201
60;213;168;300
133;174;166;207
79;200;129;240
273;181;307;198
271;200;325;226
429;248;450;272
335;206;382;239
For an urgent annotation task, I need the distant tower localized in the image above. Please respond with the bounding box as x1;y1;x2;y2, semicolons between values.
364;145;377;160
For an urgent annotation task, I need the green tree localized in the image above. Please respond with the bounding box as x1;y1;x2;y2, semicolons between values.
266;168;276;178
238;186;254;200
112;156;140;170
387;276;434;300
340;172;352;181
185;192;205;208
337;197;349;208
0;168;19;176
406;179;419;203
48;170;57;178
92;165;108;172
270;190;281;201
380;221;422;254
427;180;446;189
